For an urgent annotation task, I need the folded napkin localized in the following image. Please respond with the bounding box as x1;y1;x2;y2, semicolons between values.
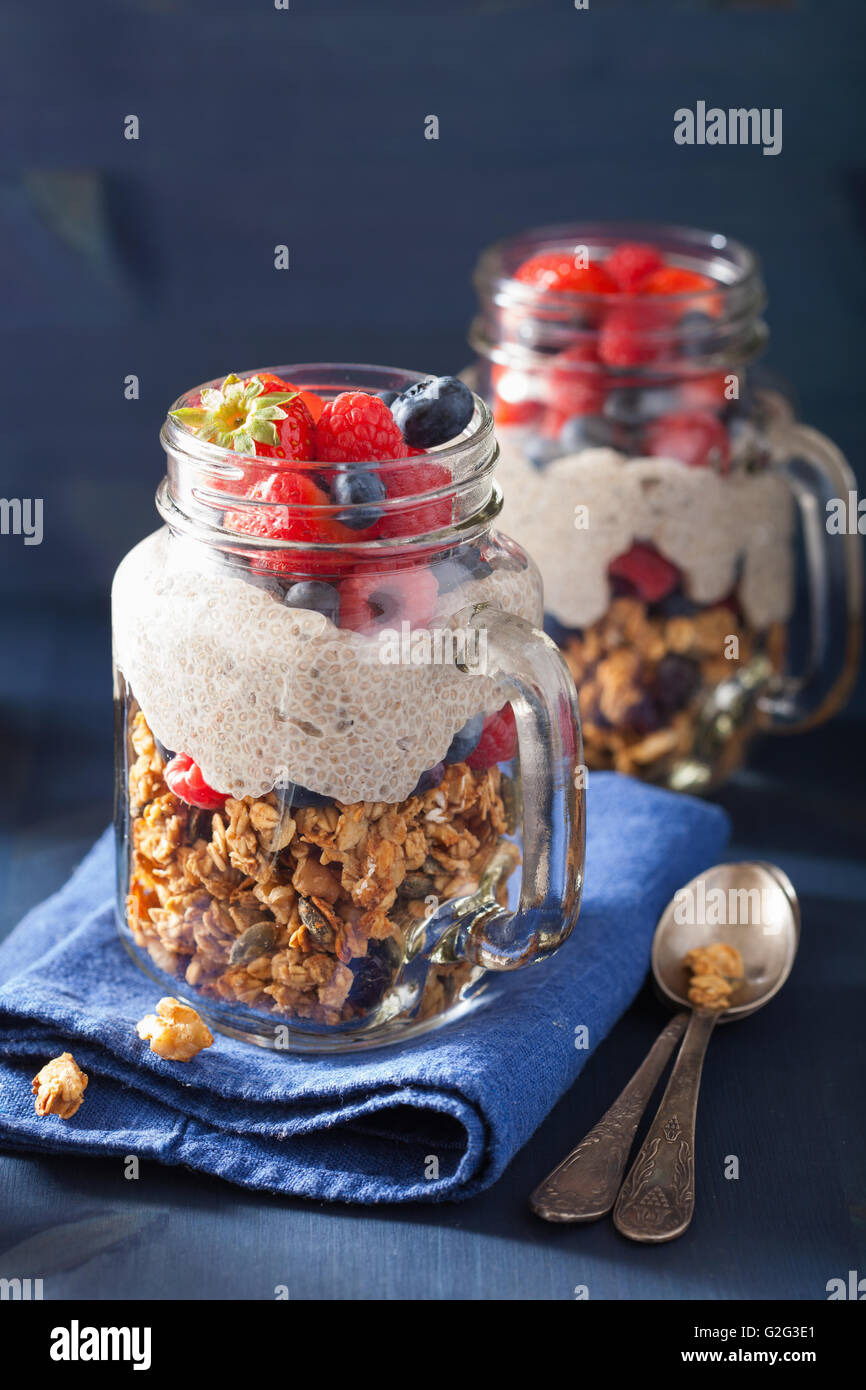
0;774;728;1203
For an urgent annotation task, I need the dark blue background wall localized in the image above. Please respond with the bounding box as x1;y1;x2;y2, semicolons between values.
0;0;863;918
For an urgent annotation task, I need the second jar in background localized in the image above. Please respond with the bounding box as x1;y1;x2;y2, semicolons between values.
469;222;861;791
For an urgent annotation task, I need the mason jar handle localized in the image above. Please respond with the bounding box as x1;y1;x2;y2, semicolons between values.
759;423;863;731
426;603;585;972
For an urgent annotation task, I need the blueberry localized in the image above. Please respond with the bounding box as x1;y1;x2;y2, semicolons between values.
655;653;702;715
391;376;475;449
656;589;702;618
623;694;663;736
284;580;340;624
378;390;399;407
275;781;333;810
604;387;677;426
411;761;445;796
444;713;484;764
330;469;385;530
543;613;579;646
347;939;400;1012
678;310;716;359
559;414;619;453
432;547;491;593
525;434;563;471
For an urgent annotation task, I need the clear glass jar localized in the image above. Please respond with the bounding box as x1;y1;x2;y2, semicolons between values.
469;222;862;791
112;364;584;1051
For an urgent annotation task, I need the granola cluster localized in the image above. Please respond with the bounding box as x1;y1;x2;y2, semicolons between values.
32;1052;88;1119
137;996;215;1061
562;597;786;778
682;941;745;1012
125;707;517;1029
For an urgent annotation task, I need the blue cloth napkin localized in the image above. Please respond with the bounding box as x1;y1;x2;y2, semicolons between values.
0;774;728;1203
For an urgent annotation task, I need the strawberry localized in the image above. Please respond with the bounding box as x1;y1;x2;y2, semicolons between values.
513;252;617;296
224;470;354;574
165;753;228;810
466;704;518;769
494;396;542;427
171;373;314;461
258;373;326;424
604;242;664;293
315;391;408;463
640;267;716;297
608;543;680;603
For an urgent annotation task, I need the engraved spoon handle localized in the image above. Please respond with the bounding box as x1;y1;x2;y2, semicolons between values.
529;1011;689;1222
613;1008;717;1243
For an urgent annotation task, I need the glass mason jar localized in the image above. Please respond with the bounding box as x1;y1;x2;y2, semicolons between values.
469;223;862;791
112;364;584;1051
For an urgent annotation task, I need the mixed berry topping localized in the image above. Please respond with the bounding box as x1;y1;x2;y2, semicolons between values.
164;753;228;810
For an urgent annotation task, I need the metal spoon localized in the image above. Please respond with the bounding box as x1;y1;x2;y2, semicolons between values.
530;861;799;1226
612;861;799;1243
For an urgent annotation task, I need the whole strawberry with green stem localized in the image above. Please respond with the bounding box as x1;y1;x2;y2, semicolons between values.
171;372;315;461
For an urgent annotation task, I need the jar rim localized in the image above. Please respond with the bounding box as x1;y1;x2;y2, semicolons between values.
474;220;763;308
159;363;501;553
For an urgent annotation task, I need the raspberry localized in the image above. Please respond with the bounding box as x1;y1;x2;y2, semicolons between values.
339;567;439;635
604;242;665;293
373;460;452;539
513;252;617;295
315;391;408;463
645;410;730;472
466;704;518;770
608;543;680;603
598;304;663;367
547;342;605;415
165;753;228;810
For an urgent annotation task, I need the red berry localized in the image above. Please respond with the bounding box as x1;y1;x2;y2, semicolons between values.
225;469;352;566
315;391;408;463
645;410;730;472
604;242;664;293
547;342;605;415
165;753;228;810
339;567;439;635
599;304;663;367
258;374;325;429
494;396;542;427
466;704;518;769
513;252;617;296
170;373;314;461
640;267;722;321
373;459;452;539
608;543;680;603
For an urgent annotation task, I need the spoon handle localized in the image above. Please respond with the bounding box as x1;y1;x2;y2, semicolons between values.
613;1008;717;1243
529;1011;688;1222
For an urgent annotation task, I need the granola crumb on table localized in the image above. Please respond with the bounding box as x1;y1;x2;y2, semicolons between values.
32;1052;88;1118
124;707;516;1028
136;996;215;1061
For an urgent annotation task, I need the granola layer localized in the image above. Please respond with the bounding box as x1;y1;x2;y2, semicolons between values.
124;707;519;1029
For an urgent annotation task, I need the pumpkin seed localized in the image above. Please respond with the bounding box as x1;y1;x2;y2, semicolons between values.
229;921;277;966
398;873;435;900
298;898;335;949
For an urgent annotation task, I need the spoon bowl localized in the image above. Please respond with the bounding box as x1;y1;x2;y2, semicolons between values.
652;860;800;1022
